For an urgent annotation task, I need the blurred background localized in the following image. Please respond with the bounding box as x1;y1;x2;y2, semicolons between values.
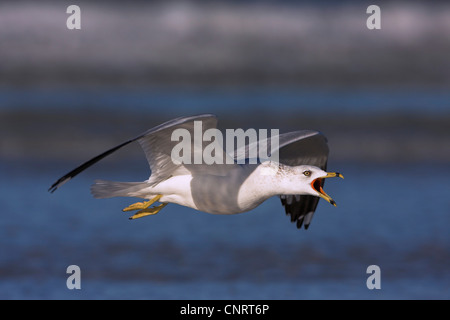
0;0;449;299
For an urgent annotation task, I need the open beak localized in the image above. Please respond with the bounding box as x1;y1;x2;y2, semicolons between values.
310;172;344;207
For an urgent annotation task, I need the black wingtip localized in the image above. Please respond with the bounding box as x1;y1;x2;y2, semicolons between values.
48;177;70;194
48;182;58;193
47;138;136;195
296;217;304;229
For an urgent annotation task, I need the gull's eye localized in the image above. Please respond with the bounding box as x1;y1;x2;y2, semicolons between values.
303;170;311;177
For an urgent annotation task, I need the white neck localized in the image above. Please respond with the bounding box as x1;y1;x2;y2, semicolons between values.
237;163;297;211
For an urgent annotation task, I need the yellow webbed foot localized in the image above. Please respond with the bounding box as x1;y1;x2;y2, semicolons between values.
129;203;168;220
122;195;168;220
122;195;162;212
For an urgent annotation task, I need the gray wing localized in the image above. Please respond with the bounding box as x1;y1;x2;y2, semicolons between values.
235;130;328;230
277;130;329;230
138;114;237;186
49;113;237;192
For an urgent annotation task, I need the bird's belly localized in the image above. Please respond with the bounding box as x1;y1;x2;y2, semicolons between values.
154;172;266;215
188;173;266;215
159;194;197;209
161;190;248;215
154;176;198;209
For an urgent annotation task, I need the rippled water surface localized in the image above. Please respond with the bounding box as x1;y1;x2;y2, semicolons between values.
0;160;449;299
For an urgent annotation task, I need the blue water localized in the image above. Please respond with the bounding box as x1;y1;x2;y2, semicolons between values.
0;159;449;299
2;87;450;116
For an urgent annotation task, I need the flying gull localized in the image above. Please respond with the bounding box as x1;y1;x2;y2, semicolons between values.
49;114;343;230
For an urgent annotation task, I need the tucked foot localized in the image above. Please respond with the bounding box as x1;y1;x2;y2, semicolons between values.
122;195;162;212
129;203;168;220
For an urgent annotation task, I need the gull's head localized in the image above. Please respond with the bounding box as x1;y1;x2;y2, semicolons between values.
279;165;344;206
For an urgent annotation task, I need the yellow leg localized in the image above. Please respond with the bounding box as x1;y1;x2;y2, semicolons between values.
129;203;168;220
122;195;162;212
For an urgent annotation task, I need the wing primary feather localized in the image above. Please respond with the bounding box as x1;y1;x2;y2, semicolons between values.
48;114;217;193
48;138;136;193
296;216;304;229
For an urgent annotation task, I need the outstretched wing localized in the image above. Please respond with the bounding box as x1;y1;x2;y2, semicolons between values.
49;113;236;192
276;131;329;230
137;114;237;186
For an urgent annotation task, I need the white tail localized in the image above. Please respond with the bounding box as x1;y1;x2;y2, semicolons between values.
90;180;149;199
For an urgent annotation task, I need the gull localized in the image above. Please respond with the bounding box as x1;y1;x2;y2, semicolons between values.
49;114;343;230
